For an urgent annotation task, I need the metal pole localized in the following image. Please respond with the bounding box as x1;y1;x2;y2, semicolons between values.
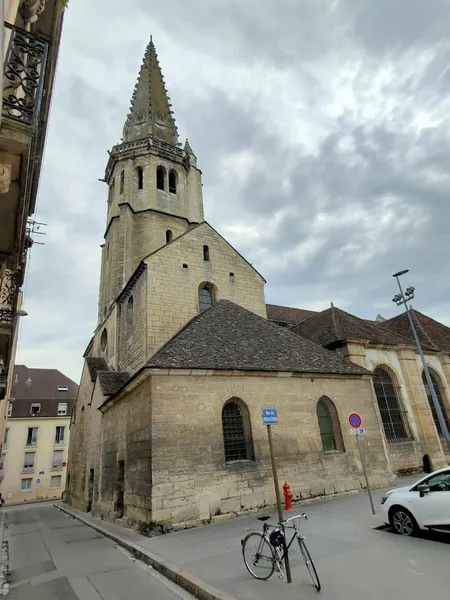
356;433;375;515
267;425;292;583
394;276;450;453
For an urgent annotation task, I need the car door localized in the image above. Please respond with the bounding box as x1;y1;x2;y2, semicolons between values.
410;469;450;528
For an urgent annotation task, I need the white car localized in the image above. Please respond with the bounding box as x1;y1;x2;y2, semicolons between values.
380;466;450;536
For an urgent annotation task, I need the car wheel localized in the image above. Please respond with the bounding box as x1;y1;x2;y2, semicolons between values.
389;507;418;536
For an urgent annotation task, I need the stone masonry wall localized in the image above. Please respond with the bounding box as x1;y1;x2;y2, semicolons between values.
118;267;147;373
66;362;94;510
96;379;152;526
146;372;392;527
145;222;267;357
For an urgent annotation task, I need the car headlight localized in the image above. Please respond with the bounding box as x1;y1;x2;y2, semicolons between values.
380;491;394;505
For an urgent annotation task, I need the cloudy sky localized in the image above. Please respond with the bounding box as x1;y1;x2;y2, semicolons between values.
17;0;450;382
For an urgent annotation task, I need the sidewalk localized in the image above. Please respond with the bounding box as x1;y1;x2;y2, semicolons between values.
56;477;449;600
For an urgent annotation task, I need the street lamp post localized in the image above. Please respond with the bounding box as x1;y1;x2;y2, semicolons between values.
392;270;450;454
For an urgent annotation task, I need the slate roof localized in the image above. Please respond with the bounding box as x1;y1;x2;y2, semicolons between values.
266;304;317;326
9;365;78;419
98;371;130;396
86;357;108;382
292;306;419;349
147;300;369;376
377;310;450;353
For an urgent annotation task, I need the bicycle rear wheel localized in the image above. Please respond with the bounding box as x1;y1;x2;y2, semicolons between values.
298;538;321;590
242;532;275;580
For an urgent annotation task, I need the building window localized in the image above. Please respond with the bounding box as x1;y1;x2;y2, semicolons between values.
422;370;450;436
23;452;35;473
100;328;108;353
0;454;5;474
168;169;177;194
137;166;144;190
127;295;133;331
166;229;173;244
52;450;64;470
26;427;38;446
3;428;9;447
57;402;68;416
373;367;409;442
30;403;41;417
120;170;124;194
51;475;62;489
203;245;210;261
7;402;12;417
58;385;68;392
316;396;344;452
199;283;215;312
55;426;65;445
222;399;254;462
156;166;166;190
21;478;32;492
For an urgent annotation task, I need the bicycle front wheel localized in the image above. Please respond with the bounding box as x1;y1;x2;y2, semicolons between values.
298;538;321;590
242;532;275;580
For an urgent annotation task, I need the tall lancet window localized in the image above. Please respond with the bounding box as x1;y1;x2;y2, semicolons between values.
168;170;177;194
156;166;166;190
137;166;144;190
120;170;124;194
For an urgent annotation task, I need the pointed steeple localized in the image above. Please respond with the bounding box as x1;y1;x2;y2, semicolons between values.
122;37;179;145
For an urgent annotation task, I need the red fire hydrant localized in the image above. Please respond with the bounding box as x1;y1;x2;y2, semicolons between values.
283;481;293;511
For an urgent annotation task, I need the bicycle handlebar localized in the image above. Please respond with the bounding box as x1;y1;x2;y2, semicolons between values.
280;513;307;525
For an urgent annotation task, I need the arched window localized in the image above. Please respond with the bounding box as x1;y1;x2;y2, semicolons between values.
422;370;450;436
316;397;344;452
100;329;108;353
222;399;254;462
126;296;133;331
203;245;210;261
168;169;177;194
120;170;124;194
137;166;143;190
166;229;173;244
156;166;166;190
373;367;409;442
198;283;214;312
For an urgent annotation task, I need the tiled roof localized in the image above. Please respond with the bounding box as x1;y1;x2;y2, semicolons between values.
86;357;108;382
9;365;78;418
292;306;419;349
266;304;317;325
147;300;369;376
377;310;450;352
98;371;130;396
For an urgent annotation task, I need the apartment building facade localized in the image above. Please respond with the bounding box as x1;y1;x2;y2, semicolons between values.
0;0;66;451
1;365;77;503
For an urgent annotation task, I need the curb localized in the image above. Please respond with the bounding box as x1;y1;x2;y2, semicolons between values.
55;503;237;600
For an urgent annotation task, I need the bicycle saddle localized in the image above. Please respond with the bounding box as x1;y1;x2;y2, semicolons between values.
257;516;271;521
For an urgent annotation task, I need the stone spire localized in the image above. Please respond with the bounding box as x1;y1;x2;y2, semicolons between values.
122;37;179;145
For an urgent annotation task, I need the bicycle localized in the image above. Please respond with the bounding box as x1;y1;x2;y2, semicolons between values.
241;513;321;591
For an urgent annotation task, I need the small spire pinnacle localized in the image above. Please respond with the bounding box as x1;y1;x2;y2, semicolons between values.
184;138;194;154
122;37;179;145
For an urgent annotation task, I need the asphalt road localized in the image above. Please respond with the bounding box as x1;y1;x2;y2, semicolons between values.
4;502;194;600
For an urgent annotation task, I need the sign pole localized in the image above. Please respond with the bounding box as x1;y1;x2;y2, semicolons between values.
355;433;375;515
267;424;292;583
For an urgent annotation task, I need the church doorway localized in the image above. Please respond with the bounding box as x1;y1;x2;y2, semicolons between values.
116;460;125;518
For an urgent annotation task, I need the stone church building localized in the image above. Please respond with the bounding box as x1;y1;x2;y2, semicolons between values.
66;39;450;530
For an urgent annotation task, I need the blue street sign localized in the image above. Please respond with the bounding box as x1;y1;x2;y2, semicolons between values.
39;471;44;475
36;478;41;484
262;408;278;425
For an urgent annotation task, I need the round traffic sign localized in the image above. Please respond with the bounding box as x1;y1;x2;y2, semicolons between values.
348;413;362;428
36;478;41;484
62;461;67;468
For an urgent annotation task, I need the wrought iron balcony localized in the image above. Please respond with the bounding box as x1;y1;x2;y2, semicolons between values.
0;269;20;326
2;22;49;127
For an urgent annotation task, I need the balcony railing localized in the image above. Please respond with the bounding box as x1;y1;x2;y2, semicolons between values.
2;23;49;127
0;269;20;326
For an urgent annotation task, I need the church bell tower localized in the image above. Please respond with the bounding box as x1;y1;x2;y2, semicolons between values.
97;38;204;322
